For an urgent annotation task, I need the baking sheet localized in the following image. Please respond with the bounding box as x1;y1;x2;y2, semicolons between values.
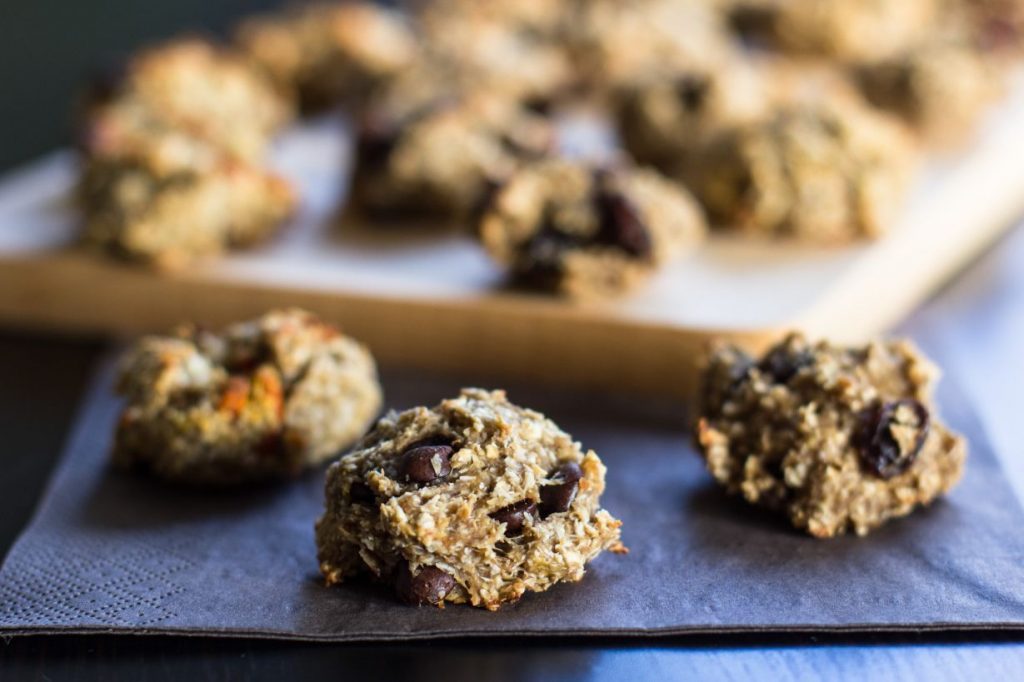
2;358;1024;641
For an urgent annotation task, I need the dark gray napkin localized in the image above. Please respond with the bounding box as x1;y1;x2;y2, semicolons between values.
2;358;1024;641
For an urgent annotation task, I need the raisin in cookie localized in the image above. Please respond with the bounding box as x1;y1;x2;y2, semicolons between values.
235;2;417;113
351;94;554;223
114;309;382;485
478;159;707;298
315;388;625;609
696;333;967;538
690;99;915;243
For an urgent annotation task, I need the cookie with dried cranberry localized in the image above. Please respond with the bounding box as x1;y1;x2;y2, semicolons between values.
695;333;967;538
350;93;554;223
690;99;915;243
478;159;707;298
315;388;625;609
114;309;382;485
613;54;769;178
234;2;417;113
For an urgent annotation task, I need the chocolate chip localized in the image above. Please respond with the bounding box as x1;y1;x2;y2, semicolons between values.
594;182;653;259
490;499;538;536
348;481;376;505
758;345;814;383
355;113;399;169
675;75;710;112
395;562;456;606
540;461;584;517
857;399;931;479
399;444;453;484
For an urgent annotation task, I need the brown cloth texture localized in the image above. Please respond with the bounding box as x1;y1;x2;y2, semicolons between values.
2;360;1024;641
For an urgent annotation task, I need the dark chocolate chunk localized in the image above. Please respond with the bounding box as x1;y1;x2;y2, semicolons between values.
490;499;538;536
675;75;710;112
399;444;453;484
540;461;584;517
395;562;456;606
348;481;376;505
758;345;815;383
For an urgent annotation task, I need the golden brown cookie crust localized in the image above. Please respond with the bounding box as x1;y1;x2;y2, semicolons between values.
114;309;382;485
696;333;967;538
315;388;625;609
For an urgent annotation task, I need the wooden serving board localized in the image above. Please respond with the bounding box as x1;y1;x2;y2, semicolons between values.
2;79;1024;398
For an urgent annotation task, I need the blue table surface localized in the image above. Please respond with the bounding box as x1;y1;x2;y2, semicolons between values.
561;223;1024;677
2;226;1023;681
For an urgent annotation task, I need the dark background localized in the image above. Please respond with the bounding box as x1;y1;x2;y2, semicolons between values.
0;0;282;172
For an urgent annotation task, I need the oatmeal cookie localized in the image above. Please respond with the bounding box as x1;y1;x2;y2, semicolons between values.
613;54;769;178
412;0;567;38
569;0;729;93
84;38;292;163
234;2;417;112
415;7;575;107
478;159;707;298
351;94;554;222
315;388;625;609
690;99;915;242
114;309;382;485
77;130;295;269
730;0;939;62
856;41;1003;144
696;333;967;538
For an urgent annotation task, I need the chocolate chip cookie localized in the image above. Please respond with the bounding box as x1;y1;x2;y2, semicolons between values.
613;54;769;178
478;159;707;297
235;2;417;112
351;94;554;223
114;309;382;485
689;99;915;243
696;333;967;538
315;388;625;609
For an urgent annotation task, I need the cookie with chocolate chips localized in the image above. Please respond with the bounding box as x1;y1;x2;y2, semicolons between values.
690;99;915;243
695;333;967;538
315;388;625;609
478;159;707;298
113;309;382;485
350;92;554;224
